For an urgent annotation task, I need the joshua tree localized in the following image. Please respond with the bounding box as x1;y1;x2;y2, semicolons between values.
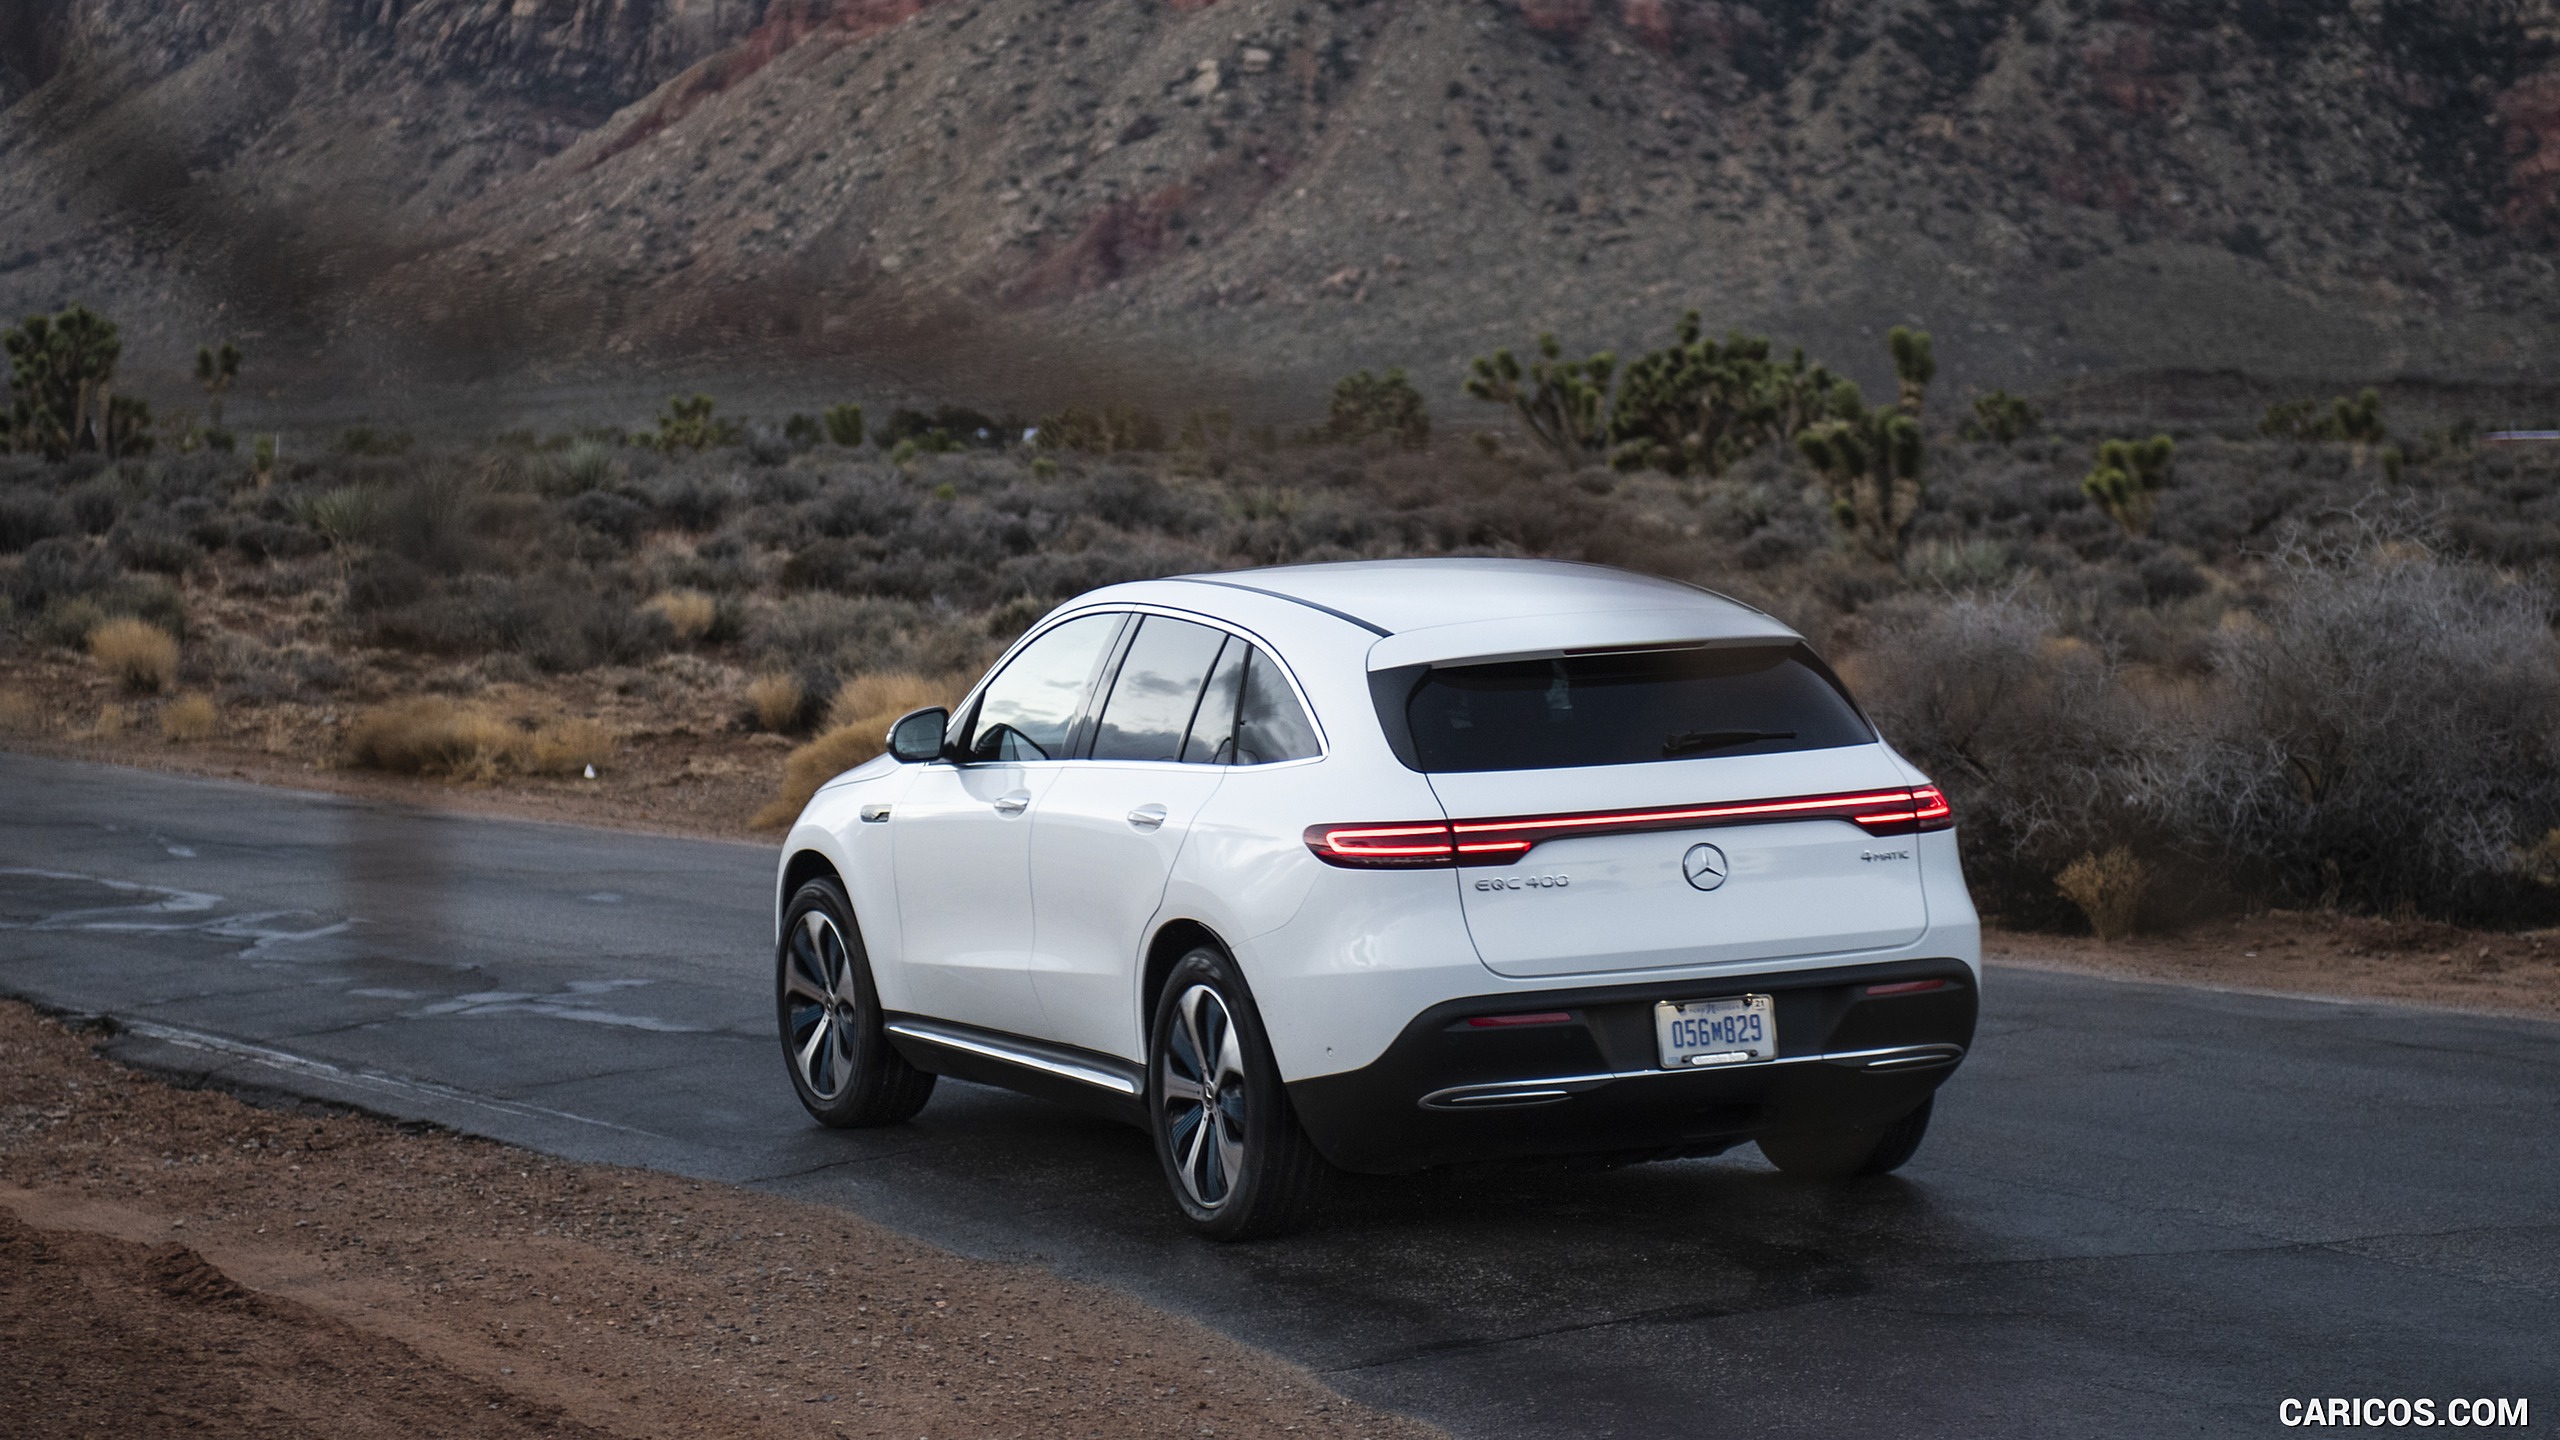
652;394;740;452
1603;312;1841;476
1797;380;1926;564
3;304;122;460
2082;434;2175;535
1464;334;1615;458
821;403;865;447
1963;389;2039;444
195;341;241;428
1888;326;1935;418
1322;368;1431;448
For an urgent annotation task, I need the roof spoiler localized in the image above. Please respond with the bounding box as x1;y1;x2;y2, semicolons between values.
1364;605;1801;671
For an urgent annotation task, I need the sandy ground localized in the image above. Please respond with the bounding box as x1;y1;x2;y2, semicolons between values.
1985;909;2560;1021
0;1000;1438;1440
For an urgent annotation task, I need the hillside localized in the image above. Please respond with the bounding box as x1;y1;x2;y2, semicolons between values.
6;0;2560;417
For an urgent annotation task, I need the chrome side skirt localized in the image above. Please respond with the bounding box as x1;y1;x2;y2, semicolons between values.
1417;1042;1966;1111
884;1018;1142;1096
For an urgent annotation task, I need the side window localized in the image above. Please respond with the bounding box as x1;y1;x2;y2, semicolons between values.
1181;639;1248;764
1234;648;1320;764
964;613;1123;761
1091;617;1229;762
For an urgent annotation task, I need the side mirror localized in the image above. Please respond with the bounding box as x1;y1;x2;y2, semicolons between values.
886;706;949;764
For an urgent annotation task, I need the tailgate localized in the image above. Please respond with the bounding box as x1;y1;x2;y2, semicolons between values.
1432;749;1930;979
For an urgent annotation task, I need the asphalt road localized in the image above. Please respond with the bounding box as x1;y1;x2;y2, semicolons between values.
2;752;2553;1437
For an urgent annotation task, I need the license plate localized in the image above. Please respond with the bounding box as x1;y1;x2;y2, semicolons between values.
1654;994;1776;1069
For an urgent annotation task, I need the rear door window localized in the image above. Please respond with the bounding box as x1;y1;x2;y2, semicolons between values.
1091;616;1231;762
1401;644;1871;773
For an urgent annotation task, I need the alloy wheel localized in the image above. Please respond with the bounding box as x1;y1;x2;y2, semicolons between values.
1158;982;1249;1210
782;909;862;1103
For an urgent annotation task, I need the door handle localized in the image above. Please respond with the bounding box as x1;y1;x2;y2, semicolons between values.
992;790;1031;816
1126;804;1168;831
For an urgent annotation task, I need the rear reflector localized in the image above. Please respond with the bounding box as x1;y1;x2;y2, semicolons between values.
1304;784;1958;869
1463;1011;1575;1029
1865;978;1949;997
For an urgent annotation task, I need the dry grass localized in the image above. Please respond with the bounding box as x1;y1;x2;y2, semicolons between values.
88;618;178;694
342;698;523;782
746;672;803;733
159;692;220;743
344;698;618;782
0;688;39;735
2056;847;2153;941
644;588;718;643
755;670;958;829
525;717;615;777
88;703;127;739
825;670;946;731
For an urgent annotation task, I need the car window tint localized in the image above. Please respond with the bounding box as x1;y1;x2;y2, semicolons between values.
1402;643;1871;773
1235;648;1320;764
966;613;1122;761
1182;637;1248;764
1092;617;1229;762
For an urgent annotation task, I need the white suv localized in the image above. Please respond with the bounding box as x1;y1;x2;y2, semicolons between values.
774;559;1980;1238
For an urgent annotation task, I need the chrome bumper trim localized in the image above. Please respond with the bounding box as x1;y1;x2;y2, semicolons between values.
1416;1042;1966;1111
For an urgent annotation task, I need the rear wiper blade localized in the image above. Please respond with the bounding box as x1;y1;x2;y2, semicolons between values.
1662;729;1795;757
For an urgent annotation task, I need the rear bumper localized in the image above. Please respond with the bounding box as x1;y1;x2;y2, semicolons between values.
1284;957;1976;1173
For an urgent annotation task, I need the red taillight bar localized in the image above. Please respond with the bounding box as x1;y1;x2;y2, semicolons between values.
1305;785;1954;869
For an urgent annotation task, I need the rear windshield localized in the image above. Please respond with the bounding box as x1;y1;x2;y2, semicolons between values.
1400;644;1872;773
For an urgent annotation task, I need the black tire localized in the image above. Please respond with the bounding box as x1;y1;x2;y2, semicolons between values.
1757;1095;1934;1180
1147;946;1327;1240
777;877;935;1128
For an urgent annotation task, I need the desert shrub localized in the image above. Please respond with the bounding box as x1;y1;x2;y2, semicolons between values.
0;492;66;552
1321;369;1431;448
525;717;615;776
747;672;805;733
643;588;719;643
754;726;887;829
2136;546;2560;921
232;520;327;561
825;671;948;732
2055;847;2151;939
649;474;731;532
67;477;123;534
754;670;960;826
0;687;40;734
89;617;179;693
565;489;648;544
540;441;619;495
1035;403;1164;454
1848;593;2145;919
31;596;107;648
342;698;521;780
111;525;201;575
159;692;219;742
361;574;667;672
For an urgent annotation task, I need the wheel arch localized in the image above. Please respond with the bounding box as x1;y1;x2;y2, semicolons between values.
778;847;844;933
1142;918;1230;1034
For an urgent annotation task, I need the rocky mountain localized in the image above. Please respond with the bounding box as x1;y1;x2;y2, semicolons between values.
6;0;2560;419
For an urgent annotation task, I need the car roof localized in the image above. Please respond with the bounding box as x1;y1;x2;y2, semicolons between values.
1172;558;1760;632
1150;559;1800;668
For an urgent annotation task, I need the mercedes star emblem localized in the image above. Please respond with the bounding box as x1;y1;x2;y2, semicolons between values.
1682;842;1729;892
